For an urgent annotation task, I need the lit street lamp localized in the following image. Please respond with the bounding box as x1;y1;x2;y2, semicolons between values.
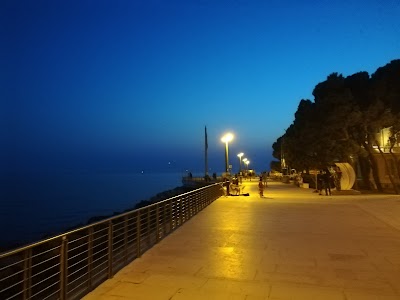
243;158;248;174
221;133;234;173
237;153;244;173
245;160;250;171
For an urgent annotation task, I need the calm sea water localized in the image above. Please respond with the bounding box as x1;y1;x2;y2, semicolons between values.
0;172;186;249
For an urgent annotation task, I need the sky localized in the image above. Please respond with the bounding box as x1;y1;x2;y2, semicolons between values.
2;0;400;175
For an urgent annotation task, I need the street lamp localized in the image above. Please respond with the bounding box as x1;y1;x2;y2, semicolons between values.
221;133;234;173
237;153;244;173
245;160;250;171
243;158;248;174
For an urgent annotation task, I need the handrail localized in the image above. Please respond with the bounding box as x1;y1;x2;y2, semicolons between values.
0;183;223;300
1;183;216;257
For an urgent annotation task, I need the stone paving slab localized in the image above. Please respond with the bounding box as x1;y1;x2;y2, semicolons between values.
83;181;400;300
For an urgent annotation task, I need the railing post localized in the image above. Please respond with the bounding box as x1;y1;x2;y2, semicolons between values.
147;207;151;245
189;195;193;217
193;192;197;214
193;192;197;215
184;196;187;221
177;198;179;222
188;195;192;219
108;221;113;279
136;211;141;257
196;190;202;212
169;200;174;231
181;197;184;224
156;204;160;242
179;198;183;226
23;248;32;300
186;195;190;219
88;227;94;290
124;215;128;264
60;236;68;300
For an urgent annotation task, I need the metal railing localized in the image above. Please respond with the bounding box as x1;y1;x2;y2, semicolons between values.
0;183;223;300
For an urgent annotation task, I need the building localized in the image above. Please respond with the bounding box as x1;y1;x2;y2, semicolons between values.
371;127;400;189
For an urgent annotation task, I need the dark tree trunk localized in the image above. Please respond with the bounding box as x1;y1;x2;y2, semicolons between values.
348;157;359;190
363;142;383;192
389;146;400;192
358;155;372;190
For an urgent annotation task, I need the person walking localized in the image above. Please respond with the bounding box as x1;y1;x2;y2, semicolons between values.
258;178;264;197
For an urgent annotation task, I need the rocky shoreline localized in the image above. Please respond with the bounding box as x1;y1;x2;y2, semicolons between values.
85;185;198;224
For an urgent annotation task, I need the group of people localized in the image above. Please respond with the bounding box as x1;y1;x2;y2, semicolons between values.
316;166;343;196
220;172;269;197
317;169;332;196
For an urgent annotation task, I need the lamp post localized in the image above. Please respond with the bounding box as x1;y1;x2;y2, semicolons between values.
245;160;250;171
221;133;234;173
237;153;244;173
243;158;248;175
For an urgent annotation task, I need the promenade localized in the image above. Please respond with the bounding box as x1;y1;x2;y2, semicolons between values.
83;181;400;300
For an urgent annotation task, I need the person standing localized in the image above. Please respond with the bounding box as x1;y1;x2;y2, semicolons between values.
223;177;230;195
317;171;323;195
323;170;332;196
258;178;264;197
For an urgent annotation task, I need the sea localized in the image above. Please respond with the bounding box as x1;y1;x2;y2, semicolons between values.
0;171;192;250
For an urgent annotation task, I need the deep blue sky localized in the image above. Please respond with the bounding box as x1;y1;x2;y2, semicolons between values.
2;0;400;174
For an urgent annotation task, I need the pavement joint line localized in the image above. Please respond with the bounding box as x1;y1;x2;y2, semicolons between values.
356;203;400;234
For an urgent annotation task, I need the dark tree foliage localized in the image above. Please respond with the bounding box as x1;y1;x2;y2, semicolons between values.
272;59;400;192
283;103;321;171
272;136;282;161
370;59;400;113
344;71;370;110
270;160;281;172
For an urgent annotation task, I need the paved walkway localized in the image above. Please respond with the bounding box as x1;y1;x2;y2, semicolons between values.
83;181;400;300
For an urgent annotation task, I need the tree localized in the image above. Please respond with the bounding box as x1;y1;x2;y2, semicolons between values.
272;136;282;162
270;160;281;172
344;71;378;190
271;60;400;192
311;74;360;165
